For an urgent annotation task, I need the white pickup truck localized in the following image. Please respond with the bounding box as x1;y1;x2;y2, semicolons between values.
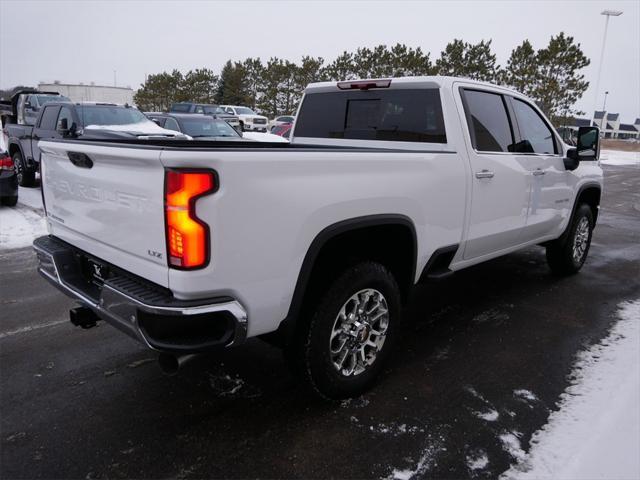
34;77;603;399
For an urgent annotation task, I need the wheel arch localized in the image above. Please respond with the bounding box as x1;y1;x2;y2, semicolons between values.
8;140;25;160
575;183;601;224
273;214;417;345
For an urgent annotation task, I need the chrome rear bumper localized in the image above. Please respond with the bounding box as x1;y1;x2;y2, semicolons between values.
33;235;247;353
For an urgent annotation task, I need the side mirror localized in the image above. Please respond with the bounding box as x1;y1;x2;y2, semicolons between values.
150;118;160;125
576;126;600;161
564;126;600;171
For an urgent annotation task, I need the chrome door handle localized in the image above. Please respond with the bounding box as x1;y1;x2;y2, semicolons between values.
475;169;495;179
532;169;546;176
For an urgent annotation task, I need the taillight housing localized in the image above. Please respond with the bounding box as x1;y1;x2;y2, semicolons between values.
0;154;13;171
164;169;217;269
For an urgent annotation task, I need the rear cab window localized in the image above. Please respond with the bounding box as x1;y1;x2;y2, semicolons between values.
294;89;447;143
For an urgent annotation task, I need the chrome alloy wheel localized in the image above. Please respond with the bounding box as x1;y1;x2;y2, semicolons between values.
329;288;389;377
572;217;590;263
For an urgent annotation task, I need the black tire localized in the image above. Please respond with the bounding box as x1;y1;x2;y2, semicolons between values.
1;196;18;207
12;151;35;187
546;204;594;275
288;261;401;400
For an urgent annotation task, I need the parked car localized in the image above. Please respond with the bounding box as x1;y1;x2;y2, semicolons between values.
271;123;292;138
33;76;603;400
1;89;70;127
146;113;245;140
0;130;17;206
269;115;295;131
219;105;269;132
169;103;240;129
5;102;186;186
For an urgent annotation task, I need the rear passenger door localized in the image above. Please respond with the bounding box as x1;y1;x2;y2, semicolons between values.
457;87;531;259
507;97;571;240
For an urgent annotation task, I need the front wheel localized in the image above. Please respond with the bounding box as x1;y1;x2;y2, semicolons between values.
546;204;594;275
289;262;401;399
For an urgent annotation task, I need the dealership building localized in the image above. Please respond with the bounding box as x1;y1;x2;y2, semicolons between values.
590;111;640;139
38;82;134;105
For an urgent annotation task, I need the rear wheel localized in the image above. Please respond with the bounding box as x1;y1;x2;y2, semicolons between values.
13;151;35;187
546;203;594;275
288;262;401;399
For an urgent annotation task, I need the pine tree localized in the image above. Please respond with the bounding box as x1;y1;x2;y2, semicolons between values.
436;39;498;82
501;40;538;97
181;68;218;103
533;33;590;123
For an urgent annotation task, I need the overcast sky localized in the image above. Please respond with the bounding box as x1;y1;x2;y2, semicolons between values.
1;0;638;121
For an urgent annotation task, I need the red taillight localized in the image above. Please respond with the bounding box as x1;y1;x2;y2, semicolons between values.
164;170;216;269
337;79;392;90
0;155;13;171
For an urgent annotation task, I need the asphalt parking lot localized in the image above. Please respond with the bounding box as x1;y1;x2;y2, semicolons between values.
1;165;639;479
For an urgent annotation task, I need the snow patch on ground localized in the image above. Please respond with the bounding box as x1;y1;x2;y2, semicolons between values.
367;422;425;436
502;299;640;480
474;408;499;422
467;450;489;471
0;201;46;250
340;396;370;408
389;443;443;480
500;432;526;462
600;149;640;166
0;185;47;250
513;389;538;403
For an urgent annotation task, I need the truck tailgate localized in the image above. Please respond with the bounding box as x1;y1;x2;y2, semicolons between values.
39;141;169;287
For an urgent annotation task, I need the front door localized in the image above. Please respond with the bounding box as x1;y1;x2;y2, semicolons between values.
507;97;572;240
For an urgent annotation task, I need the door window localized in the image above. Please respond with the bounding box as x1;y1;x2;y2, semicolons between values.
462;90;514;152
39;106;59;130
512;99;557;154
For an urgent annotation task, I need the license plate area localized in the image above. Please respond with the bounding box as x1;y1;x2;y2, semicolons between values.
80;256;111;287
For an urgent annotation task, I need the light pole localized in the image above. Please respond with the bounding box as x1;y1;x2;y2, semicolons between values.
602;91;609;111
593;10;622;120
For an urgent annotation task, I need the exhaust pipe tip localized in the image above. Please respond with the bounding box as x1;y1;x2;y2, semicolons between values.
158;353;198;376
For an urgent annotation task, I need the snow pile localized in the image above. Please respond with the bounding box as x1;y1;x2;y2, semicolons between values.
502;299;640;480
0;199;47;250
600;149;640;166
